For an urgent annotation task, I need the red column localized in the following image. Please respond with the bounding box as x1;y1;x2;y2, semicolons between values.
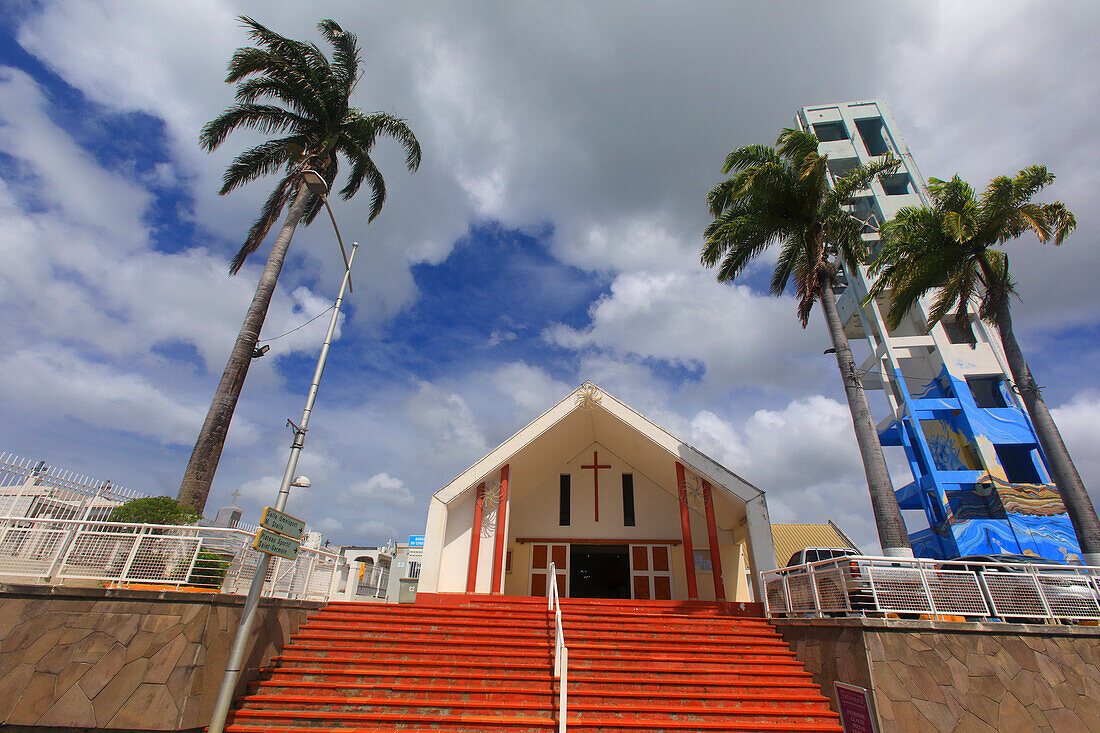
702;479;726;602
676;462;698;600
490;464;510;594
465;483;486;593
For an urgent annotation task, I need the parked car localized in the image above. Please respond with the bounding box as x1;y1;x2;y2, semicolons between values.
768;548;875;614
939;554;1100;622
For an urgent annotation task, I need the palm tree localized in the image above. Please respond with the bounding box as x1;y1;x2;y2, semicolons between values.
178;16;421;513
702;129;912;556
868;167;1100;562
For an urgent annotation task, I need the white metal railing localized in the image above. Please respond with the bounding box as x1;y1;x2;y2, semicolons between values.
0;516;342;600
0;452;147;521
547;562;568;733
762;555;1100;624
0;452;258;532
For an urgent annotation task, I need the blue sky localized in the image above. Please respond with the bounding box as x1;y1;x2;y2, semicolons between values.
1;1;1099;552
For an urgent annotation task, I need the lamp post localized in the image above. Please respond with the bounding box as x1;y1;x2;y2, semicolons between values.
208;170;358;733
302;169;352;293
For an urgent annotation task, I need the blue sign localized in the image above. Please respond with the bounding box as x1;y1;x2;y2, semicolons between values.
408;535;425;548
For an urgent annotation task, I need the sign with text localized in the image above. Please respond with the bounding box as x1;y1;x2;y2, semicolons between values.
408;535;425;548
835;682;878;733
260;507;305;541
254;528;301;560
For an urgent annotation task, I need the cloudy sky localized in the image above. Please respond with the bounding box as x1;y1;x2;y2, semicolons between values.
1;1;1098;553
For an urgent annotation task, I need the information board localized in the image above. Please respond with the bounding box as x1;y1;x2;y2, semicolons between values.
835;682;878;733
408;535;425;548
260;507;305;541
254;528;301;560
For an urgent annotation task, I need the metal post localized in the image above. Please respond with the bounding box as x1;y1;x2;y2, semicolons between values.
208;243;358;733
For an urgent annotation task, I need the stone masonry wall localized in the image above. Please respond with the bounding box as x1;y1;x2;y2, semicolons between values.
775;618;1100;732
0;584;321;731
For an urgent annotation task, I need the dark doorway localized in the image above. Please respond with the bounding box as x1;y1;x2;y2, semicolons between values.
570;544;630;598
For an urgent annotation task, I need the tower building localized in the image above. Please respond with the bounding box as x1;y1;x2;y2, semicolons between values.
798;100;1081;562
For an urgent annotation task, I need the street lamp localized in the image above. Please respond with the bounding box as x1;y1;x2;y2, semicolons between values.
302;168;352;292
208;174;359;733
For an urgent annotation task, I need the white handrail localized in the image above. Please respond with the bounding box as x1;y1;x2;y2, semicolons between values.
547;562;567;733
762;554;1100;623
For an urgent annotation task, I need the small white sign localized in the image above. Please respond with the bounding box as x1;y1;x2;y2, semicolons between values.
254;528;301;560
260;507;305;541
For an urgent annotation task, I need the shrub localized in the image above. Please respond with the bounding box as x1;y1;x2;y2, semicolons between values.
110;496;201;525
188;549;230;588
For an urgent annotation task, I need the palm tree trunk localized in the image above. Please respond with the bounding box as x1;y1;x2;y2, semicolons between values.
820;278;912;556
177;182;312;513
992;300;1100;563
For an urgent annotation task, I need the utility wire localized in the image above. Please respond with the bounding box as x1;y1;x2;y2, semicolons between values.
257;305;336;343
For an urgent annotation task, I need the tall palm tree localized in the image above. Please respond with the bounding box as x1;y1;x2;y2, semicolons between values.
702;129;912;555
178;16;421;513
868;167;1100;562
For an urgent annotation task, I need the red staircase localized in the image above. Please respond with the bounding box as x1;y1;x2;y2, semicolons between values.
225;596;842;732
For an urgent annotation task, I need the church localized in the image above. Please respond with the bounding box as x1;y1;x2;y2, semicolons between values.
416;382;777;603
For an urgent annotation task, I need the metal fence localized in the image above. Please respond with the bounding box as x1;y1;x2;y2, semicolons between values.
0;516;342;600
763;555;1100;624
0;452;150;522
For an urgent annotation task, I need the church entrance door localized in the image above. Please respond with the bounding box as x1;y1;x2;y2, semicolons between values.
529;543;568;596
569;544;630;598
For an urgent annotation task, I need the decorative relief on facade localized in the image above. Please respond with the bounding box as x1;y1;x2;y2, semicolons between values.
574;381;603;411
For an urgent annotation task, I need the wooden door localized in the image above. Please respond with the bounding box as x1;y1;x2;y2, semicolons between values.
529;543;568;597
630;544;673;600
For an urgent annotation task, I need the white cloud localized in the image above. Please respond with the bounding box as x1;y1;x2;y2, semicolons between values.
1051;391;1100;508
356;519;399;544
547;271;824;393
0;346;220;446
403;382;489;463
490;363;572;416
314;517;343;534
350;472;416;510
689;397;883;552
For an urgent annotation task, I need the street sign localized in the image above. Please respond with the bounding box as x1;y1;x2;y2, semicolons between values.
254;528;300;560
260;507;305;541
409;535;425;548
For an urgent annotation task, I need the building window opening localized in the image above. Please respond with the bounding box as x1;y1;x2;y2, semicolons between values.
995;445;1042;485
967;376;1009;409
855;117;891;156
622;474;636;527
942;319;976;345
881;173;912;196
559;475;570;526
812;122;848;142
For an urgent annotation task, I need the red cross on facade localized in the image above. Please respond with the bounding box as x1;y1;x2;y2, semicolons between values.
581;450;611;521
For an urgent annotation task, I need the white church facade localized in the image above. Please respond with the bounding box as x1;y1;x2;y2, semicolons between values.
417;383;777;604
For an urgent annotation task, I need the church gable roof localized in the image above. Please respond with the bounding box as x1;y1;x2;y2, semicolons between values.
433;382;764;505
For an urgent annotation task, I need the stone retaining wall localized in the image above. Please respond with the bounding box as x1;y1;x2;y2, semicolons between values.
775;618;1100;731
0;584;322;731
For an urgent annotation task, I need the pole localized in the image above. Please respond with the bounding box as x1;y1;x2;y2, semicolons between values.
208;243;358;733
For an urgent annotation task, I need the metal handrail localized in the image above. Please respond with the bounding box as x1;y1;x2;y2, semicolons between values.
762;554;1100;623
547;562;568;733
0;515;341;598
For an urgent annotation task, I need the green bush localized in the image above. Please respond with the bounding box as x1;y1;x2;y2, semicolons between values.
110;496;201;525
188;549;230;588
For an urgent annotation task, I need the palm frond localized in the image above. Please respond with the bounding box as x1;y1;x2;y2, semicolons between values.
318;19;359;93
1044;202;1076;244
218;135;305;194
230;177;296;275
200;104;310;151
720;144;780;175
353;111;422;173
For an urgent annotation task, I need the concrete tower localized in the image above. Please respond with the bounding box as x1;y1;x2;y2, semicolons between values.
797;100;1081;563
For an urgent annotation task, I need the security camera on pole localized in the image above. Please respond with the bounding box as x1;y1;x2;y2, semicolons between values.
208;170;357;733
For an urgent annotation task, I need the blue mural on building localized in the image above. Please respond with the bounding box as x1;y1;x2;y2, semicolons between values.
882;365;1081;563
